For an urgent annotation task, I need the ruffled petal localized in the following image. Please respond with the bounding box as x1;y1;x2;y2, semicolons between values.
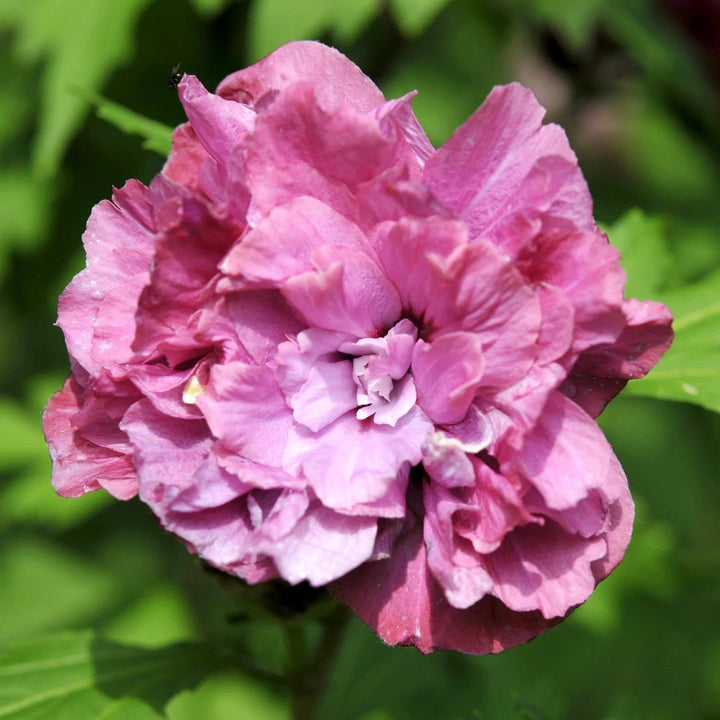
43;378;137;500
424;83;593;243
217;40;385;112
412;333;485;425
284;408;431;513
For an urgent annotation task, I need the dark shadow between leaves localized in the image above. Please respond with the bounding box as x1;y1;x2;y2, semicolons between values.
90;635;229;714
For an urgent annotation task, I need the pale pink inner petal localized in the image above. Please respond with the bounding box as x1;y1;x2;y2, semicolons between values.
282;246;401;337
484;520;608;619
518;391;614;511
220;196;370;288
196;361;293;467
291;360;358;432
284;408;431;513
272;504;378;586
338;319;419;426
412;332;486;425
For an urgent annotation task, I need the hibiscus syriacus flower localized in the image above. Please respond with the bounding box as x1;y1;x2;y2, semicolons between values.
43;41;673;654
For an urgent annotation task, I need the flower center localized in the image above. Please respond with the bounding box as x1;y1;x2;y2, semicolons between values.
276;319;420;433
339;318;418;426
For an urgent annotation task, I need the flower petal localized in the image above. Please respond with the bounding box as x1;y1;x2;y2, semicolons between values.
217;40;385;112
412;332;485;425
272;504;378;586
424;83;593;243
517;391;614;510
331;496;557;654
282;245;401;337
284;408;431;513
43;378;137;500
484;520;608;618
196;361;293;467
220;196;370;288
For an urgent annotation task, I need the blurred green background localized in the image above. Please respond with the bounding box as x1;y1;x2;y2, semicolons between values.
1;0;720;718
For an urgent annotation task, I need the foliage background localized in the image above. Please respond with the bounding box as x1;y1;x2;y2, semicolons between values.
1;0;719;718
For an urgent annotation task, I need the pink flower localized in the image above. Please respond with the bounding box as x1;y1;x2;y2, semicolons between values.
43;41;673;654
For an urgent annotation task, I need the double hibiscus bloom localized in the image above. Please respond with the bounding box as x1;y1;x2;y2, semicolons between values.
44;42;672;653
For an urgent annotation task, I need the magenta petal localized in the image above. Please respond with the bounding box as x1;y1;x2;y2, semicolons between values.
282;246;401;337
423;482;494;608
424;241;541;388
196;361;293;467
43;378;137;500
331;507;557;654
284;408;431;513
591;455;635;582
226;290;305;365
58;180;155;374
571;298;674;380
177;74;255;166
217;40;385;112
373;215;467;320
424;83;593;242
412;333;485;425
91;273;149;370
120;401;214;517
374;92;435;174
169;452;254;512
535;283;575;365
220;196;370;288
484;521;607;618
244;83;412;223
518;391;614;510
456;458;535;554
272;504;378;585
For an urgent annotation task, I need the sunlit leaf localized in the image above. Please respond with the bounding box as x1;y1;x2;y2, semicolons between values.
388;0;452;36
102;585;197;649
0;539;117;643
0;396;46;471
0;170;52;278
626;267;720;413
167;670;289;720
604;208;672;300
73;88;174;156
248;0;378;61
187;0;232;17
0;631;229;720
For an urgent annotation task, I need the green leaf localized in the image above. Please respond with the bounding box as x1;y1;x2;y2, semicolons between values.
492;0;606;49
247;0;378;61
0;538;117;643
166;669;290;720
621;96;720;215
626;267;720;412
0;631;229;719
0;170;52;278
0;396;47;471
73;88;174;157
1;0;152;177
388;0;452;36
186;0;232;17
604;208;672;300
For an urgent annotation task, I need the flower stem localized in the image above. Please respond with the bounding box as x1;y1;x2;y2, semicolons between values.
285;605;352;720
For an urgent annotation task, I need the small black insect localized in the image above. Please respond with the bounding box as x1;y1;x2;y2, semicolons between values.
168;63;183;89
